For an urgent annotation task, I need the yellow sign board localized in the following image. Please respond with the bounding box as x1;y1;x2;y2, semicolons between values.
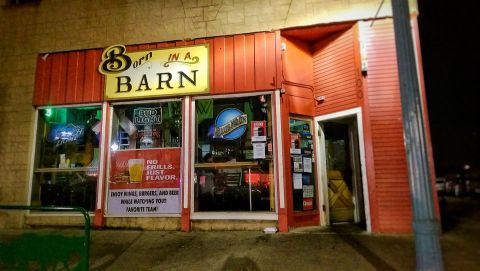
99;44;209;100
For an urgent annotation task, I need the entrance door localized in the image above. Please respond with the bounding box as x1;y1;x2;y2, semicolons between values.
318;114;366;228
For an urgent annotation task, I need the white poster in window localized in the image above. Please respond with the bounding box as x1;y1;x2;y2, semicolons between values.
253;142;266;159
293;173;303;189
303;157;312;173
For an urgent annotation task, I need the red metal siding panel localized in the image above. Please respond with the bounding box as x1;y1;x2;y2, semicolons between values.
194;38;214;94
33;54;51;106
254;32;277;90
156;41;177;49
33;32;278;106
280;37;315;116
83;49;103;103
313;27;361;116
224;37;235;92
34;49;103;106
212;37;225;94
175;40;194;47
265;33;277;90
212;36;235;94
234;34;256;92
49;53;68;105
361;18;412;233
65;51;85;104
254;33;267;90
137;44;150;52
289;96;314;116
126;45;139;52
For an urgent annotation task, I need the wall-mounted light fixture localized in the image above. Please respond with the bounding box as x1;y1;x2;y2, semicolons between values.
315;95;326;102
359;24;368;74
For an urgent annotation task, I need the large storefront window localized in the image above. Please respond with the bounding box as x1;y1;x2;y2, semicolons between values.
107;101;182;215
31;106;102;211
194;95;275;212
110;102;182;150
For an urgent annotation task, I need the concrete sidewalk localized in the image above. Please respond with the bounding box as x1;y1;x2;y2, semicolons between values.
87;196;479;271
1;196;479;270
89;228;413;271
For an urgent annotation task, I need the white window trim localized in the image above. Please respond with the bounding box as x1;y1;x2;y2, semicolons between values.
274;90;285;209
190;91;279;219
104;99;184;217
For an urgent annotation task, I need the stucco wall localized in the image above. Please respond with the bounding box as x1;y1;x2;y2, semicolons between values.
0;0;412;227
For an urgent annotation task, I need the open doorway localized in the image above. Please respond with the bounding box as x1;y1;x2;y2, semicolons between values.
315;108;370;231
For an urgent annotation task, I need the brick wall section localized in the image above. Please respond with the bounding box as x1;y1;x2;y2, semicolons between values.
0;0;401;228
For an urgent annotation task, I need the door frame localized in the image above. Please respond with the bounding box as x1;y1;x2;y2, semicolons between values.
314;107;371;232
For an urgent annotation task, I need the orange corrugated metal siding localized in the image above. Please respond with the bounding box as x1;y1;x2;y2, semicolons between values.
280;37;315;116
234;34;256;91
313;27;362;115
33;33;278;106
33;49;104;106
33;54;51;106
83;49;103;103
361;19;412;233
65;51;86;104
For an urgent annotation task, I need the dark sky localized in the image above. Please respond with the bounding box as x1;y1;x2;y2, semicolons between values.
417;1;480;175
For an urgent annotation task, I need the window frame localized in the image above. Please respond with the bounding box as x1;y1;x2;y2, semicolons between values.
28;103;103;215
190;91;279;220
105;98;183;218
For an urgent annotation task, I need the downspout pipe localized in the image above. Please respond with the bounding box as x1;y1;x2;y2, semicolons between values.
391;1;444;270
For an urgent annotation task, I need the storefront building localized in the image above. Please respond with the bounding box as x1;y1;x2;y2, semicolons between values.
0;0;438;233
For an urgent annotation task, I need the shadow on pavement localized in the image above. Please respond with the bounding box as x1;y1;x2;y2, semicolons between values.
221;255;260;271
331;225;397;271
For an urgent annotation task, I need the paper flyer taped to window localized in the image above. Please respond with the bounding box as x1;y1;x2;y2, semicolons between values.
253;142;266;159
293;173;302;189
303;185;314;198
303;157;312;173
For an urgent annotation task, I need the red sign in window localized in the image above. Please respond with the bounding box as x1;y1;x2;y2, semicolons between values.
303;198;313;211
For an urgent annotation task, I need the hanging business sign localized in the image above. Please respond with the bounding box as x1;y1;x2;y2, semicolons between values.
99;44;209;100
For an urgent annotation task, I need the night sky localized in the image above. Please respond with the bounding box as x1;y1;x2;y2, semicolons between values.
417;1;479;176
